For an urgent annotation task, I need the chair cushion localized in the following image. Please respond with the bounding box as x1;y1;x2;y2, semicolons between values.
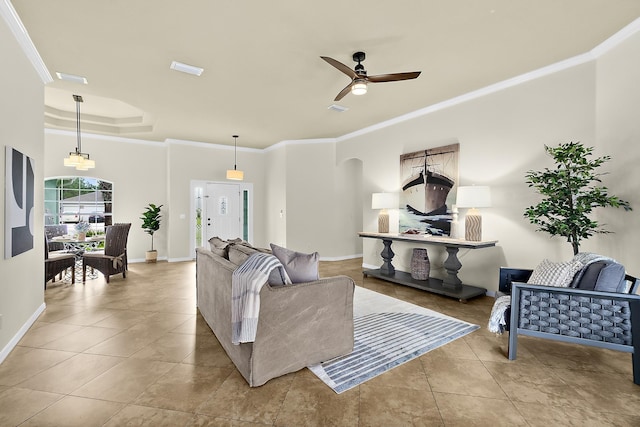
574;262;605;291
526;259;583;288
270;244;319;283
593;262;627;293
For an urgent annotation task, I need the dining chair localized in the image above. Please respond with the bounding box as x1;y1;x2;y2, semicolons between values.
82;223;131;283
45;236;75;289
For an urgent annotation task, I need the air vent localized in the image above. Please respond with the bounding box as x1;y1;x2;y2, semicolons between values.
55;72;88;84
170;61;204;76
328;104;348;112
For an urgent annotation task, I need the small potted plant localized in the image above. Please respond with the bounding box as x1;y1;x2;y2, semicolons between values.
75;221;90;241
141;203;163;263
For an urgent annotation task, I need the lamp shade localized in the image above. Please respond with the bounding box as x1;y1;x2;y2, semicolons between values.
226;169;244;180
456;186;491;208
372;192;398;210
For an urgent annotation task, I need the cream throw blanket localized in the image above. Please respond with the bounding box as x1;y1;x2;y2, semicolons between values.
231;252;291;345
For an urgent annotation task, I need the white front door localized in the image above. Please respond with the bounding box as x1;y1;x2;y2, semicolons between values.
204;183;241;241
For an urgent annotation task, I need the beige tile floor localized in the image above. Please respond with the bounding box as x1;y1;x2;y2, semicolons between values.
1;258;639;426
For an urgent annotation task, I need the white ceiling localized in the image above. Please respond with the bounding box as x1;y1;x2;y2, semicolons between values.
12;1;640;149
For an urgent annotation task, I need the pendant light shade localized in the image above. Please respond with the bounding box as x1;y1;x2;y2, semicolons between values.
226;135;244;181
64;94;95;171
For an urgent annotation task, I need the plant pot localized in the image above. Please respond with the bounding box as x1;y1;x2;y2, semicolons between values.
145;250;158;263
77;232;86;241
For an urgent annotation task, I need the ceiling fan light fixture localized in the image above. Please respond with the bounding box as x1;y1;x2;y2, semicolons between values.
351;80;368;96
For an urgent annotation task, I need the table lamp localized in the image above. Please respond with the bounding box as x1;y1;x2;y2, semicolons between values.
456;186;491;241
371;192;398;233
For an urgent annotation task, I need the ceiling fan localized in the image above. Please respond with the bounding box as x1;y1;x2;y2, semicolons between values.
320;51;421;101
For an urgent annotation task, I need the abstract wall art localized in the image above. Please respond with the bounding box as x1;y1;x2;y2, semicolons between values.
5;146;35;258
399;143;459;236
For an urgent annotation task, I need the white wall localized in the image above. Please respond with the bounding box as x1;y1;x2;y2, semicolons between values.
337;61;599;291
166;141;266;258
0;13;46;360
595;30;640;268
264;145;287;247
44;131;167;262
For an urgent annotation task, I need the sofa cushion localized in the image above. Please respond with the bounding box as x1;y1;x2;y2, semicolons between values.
575;262;605;291
208;236;230;258
527;259;583;288
228;244;260;266
593;262;626;293
270;244;319;283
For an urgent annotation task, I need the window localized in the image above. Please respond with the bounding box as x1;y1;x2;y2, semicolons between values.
44;177;113;231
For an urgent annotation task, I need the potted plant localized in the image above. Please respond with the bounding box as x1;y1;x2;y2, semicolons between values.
141;203;163;263
524;142;631;255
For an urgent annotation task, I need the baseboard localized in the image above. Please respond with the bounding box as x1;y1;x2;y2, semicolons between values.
0;302;46;364
167;257;194;263
128;256;170;264
362;263;378;270
320;254;363;262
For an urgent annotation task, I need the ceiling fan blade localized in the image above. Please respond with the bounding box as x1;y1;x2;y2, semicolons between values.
321;56;358;79
334;82;353;101
367;71;421;83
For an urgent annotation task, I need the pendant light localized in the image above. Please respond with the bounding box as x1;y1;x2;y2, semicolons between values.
64;94;95;171
226;135;244;180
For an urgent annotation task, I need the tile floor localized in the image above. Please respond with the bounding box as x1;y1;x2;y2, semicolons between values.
1;258;639;426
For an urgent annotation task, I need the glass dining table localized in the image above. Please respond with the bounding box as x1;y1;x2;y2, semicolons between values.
50;235;105;281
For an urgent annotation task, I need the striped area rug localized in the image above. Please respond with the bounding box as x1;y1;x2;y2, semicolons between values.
308;286;479;394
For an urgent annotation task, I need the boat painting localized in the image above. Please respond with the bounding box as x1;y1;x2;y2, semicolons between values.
399;143;459;236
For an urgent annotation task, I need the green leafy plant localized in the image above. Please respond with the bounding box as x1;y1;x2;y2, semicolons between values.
524;142;631;255
140;203;163;251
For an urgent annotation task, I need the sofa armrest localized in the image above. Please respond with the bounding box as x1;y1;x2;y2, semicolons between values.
249;275;355;386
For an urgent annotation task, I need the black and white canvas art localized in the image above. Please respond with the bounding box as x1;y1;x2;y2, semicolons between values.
399;143;459;236
5;146;35;258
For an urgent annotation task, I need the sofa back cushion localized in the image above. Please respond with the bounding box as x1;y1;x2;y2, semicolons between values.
208;236;231;258
229;244;260;266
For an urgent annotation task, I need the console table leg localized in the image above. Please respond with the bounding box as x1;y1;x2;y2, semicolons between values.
379;239;395;276
443;246;463;289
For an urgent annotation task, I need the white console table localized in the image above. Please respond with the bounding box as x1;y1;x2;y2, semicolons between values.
359;232;497;302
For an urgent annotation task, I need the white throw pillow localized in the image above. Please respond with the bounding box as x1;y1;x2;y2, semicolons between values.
527;259;583;287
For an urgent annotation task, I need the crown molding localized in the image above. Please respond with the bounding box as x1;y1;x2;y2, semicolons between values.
264;138;336;152
336;18;640;143
166;138;263;153
45;128;165;147
591;16;640;58
0;0;52;83
337;52;595;143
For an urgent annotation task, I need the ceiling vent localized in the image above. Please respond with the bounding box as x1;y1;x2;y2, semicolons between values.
328;104;348;112
55;72;88;84
170;61;204;76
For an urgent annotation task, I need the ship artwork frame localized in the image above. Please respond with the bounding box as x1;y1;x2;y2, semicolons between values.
399;143;459;236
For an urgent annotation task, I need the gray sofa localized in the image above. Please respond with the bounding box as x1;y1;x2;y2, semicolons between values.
195;244;355;387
